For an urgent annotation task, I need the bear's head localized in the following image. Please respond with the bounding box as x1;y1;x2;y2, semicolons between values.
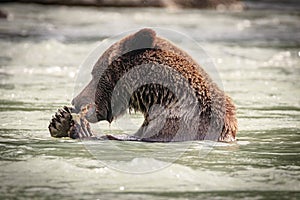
71;28;157;123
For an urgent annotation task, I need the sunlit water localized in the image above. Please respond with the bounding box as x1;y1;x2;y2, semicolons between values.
0;3;299;199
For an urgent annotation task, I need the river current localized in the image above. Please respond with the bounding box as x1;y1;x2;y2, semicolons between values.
0;3;299;199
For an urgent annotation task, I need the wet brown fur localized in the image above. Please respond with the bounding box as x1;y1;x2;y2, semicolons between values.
73;28;237;142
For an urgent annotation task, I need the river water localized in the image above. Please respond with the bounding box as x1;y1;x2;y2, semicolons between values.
0;3;299;199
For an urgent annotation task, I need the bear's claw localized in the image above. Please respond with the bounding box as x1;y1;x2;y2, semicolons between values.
48;106;93;139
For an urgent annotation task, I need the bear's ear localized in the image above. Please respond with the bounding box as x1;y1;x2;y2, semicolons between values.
122;28;156;53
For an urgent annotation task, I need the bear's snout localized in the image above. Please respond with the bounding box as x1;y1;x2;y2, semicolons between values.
81;103;98;123
72;80;99;123
72;96;98;123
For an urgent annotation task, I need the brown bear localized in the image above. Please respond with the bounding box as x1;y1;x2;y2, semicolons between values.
49;28;237;142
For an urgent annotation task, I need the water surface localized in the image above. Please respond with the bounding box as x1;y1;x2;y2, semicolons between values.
0;3;299;199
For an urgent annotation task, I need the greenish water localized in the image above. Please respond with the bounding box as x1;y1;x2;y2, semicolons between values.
0;3;300;199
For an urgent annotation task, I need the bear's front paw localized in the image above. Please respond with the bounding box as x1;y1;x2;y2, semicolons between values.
48;106;94;139
48;106;79;139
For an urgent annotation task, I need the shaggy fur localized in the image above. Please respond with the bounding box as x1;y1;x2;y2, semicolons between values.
54;28;237;142
94;47;237;142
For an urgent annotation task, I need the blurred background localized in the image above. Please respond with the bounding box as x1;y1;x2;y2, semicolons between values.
0;0;299;199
